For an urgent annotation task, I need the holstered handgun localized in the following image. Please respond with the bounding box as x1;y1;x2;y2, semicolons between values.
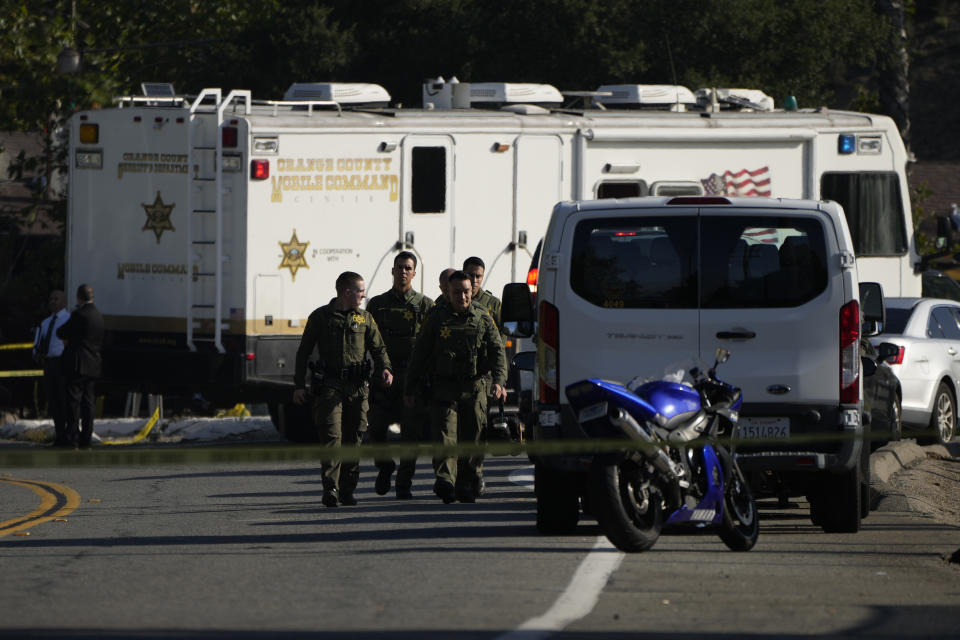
308;361;325;394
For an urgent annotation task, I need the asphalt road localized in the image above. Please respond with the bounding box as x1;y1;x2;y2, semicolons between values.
1;454;958;639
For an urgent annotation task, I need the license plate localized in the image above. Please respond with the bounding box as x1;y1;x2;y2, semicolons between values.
738;417;790;440
578;402;608;423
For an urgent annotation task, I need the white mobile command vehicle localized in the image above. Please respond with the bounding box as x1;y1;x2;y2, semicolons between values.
66;79;916;437
501;196;886;534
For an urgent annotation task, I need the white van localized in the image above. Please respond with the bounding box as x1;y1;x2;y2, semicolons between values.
502;195;878;534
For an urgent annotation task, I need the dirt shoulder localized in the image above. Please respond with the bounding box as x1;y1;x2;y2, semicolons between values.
872;440;960;527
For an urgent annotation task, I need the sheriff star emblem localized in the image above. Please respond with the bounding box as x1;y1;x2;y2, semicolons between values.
279;229;310;281
141;191;176;243
439;326;452;339
402;310;414;321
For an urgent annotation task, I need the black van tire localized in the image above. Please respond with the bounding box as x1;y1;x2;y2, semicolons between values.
814;462;862;533
589;457;662;552
534;464;580;534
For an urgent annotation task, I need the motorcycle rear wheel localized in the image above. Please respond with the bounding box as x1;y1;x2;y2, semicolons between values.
718;461;759;551
589;457;663;552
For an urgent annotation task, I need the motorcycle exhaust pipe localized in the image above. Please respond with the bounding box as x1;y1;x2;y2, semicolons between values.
609;408;683;480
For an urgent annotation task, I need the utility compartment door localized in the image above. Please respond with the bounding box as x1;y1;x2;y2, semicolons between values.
401;136;454;295
698;209;843;407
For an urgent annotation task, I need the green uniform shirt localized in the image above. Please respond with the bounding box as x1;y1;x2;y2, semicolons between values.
472;288;502;331
366;287;434;370
294;303;391;389
405;303;507;398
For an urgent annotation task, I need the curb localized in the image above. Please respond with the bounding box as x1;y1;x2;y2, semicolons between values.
870;438;960;485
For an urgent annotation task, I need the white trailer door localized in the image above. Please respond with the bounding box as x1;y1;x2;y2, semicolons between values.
401;135;455;295
515;135;563;283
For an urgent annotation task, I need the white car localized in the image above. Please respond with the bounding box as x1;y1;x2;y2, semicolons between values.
873;297;960;445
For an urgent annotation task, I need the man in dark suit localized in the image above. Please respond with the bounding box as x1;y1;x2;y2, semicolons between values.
57;284;105;449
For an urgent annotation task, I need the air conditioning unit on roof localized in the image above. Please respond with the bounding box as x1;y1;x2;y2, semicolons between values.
422;77;562;109
283;83;391;106
595;84;698;110
468;83;563;105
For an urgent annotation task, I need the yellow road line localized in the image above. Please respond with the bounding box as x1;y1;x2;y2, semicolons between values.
0;478;82;537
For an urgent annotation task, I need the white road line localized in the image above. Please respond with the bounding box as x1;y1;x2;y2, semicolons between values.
500;467;625;639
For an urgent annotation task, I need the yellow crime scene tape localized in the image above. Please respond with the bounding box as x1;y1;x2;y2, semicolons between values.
0;342;42;378
99;407;161;446
0;426;919;469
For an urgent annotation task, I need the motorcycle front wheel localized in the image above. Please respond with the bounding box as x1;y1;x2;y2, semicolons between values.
718;461;759;551
589;456;663;552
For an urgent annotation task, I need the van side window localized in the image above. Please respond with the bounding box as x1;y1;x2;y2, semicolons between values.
411;146;446;213
820;172;906;256
570;216;697;309
700;216;828;308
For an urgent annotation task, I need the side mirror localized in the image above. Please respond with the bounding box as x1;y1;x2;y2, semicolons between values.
861;356;878;377
877;342;900;363
501;282;534;338
512;350;536;372
859;281;885;336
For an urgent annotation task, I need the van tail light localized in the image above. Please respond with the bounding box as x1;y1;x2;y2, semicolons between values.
526;267;539;294
538;300;559;404
839;300;860;404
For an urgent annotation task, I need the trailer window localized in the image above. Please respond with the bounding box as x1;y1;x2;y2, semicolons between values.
570;216;697;308
597;181;648;199
700;216;828;308
821;172;906;256
411;146;446;213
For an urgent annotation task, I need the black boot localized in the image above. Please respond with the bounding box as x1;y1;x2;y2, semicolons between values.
322;488;339;508
375;466;394;496
433;478;456;504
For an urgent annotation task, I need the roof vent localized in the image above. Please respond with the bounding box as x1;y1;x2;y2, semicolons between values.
283;83;391;106
595;84;697;111
695;88;774;112
423;76;562;109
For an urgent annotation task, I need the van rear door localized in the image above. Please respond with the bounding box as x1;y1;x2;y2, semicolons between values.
698;208;844;437
555;207;700;392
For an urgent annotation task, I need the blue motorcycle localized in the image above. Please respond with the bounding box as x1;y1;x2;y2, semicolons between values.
566;349;758;552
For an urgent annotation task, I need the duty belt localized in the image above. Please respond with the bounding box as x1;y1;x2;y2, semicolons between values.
324;366;365;380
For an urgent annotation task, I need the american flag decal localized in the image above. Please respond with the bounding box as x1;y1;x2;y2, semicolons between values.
701;166;771;197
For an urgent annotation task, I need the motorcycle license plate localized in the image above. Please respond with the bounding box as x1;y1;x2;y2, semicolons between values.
738;417;790;440
578;402;608;423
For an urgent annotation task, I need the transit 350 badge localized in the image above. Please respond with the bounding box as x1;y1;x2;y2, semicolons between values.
141;191;176;243
279;229;309;281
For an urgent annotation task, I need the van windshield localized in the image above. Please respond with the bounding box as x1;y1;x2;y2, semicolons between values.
570;213;828;309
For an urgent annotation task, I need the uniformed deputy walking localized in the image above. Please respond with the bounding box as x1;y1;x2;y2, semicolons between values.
294;271;393;508
404;270;507;503
366;251;434;499
435;267;456;306
462;256;502;331
462;256;508;497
